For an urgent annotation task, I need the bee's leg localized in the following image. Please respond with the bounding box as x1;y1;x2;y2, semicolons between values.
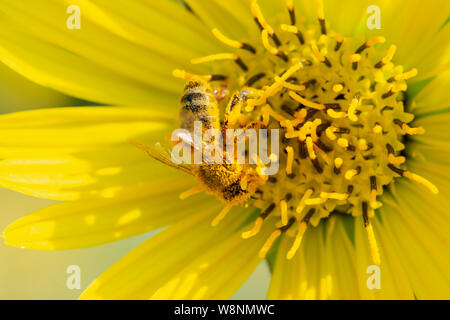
223;91;242;129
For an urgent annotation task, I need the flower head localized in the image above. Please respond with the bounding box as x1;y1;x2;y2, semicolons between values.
0;0;449;299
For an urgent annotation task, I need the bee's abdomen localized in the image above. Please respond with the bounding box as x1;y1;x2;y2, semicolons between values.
221;180;248;201
180;80;219;130
181;92;208;112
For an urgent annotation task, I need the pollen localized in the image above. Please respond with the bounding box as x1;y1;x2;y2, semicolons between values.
177;0;437;264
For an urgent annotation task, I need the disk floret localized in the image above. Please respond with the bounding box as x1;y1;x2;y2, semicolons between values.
174;0;437;263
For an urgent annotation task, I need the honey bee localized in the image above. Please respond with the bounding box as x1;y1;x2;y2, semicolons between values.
133;79;266;206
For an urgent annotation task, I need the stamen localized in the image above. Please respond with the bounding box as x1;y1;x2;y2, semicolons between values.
311;158;323;173
320;192;348;200
289;91;325;110
281;24;305;44
259;217;295;258
358;139;368;151
285;146;294;175
381;88;394;99
388;153;405;165
403;171;439;194
212;28;256;54
298;121;312;141
305;136;316;159
355;36;386;54
337;138;349;148
394;119;425;135
375;45;396;68
369;176;380;209
286;0;295;25
392;83;407;93
245;72;266;86
366;36;386;47
264;104;287;122
191;53;237;64
286;208;315;259
191;53;248;71
261;30;288;61
242;203;275;239
296;188;313;213
211;204;233;226
325;126;337;140
370;189;379;209
280;199;288;226
327;108;346;119
304;197;326;205
258;229;282;258
251;0;281;46
334;157;343;174
334;34;344;51
256;63;303;106
348;97;359;122
311;43;331;67
403;124;425;135
332;84;343;93
345;169;358;180
363;203;381;265
350;54;361;70
277;78;306;91
172;69;226;82
388;68;418;82
310;118;322;141
315;0;326;34
373;124;383;133
179;185;203;200
242;217;263;239
318;139;333;153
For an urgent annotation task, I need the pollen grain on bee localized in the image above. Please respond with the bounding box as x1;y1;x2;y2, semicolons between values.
170;121;280;175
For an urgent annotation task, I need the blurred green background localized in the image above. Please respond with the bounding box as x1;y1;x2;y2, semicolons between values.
0;63;271;300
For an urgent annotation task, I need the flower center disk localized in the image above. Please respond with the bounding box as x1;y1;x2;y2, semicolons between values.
174;0;437;263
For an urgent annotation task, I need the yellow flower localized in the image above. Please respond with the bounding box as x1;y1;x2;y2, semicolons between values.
0;0;449;299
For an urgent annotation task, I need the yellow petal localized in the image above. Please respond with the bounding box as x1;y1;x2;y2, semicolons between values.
410;113;450;159
0;62;73;113
0;0;223;105
0;146;188;200
267;216;360;299
0;20;170;106
2;183;214;250
186;0;253;39
375;195;450;299
410;70;450;116
0;107;173;156
0;1;218;91
151;221;272;299
0;107;176;200
365;0;450;81
354;213;415;299
80;206;262;299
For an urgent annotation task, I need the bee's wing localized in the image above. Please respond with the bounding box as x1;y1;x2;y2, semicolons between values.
131;140;194;176
174;131;216;165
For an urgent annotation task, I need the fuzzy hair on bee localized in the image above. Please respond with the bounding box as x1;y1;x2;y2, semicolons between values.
179;79;220;132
